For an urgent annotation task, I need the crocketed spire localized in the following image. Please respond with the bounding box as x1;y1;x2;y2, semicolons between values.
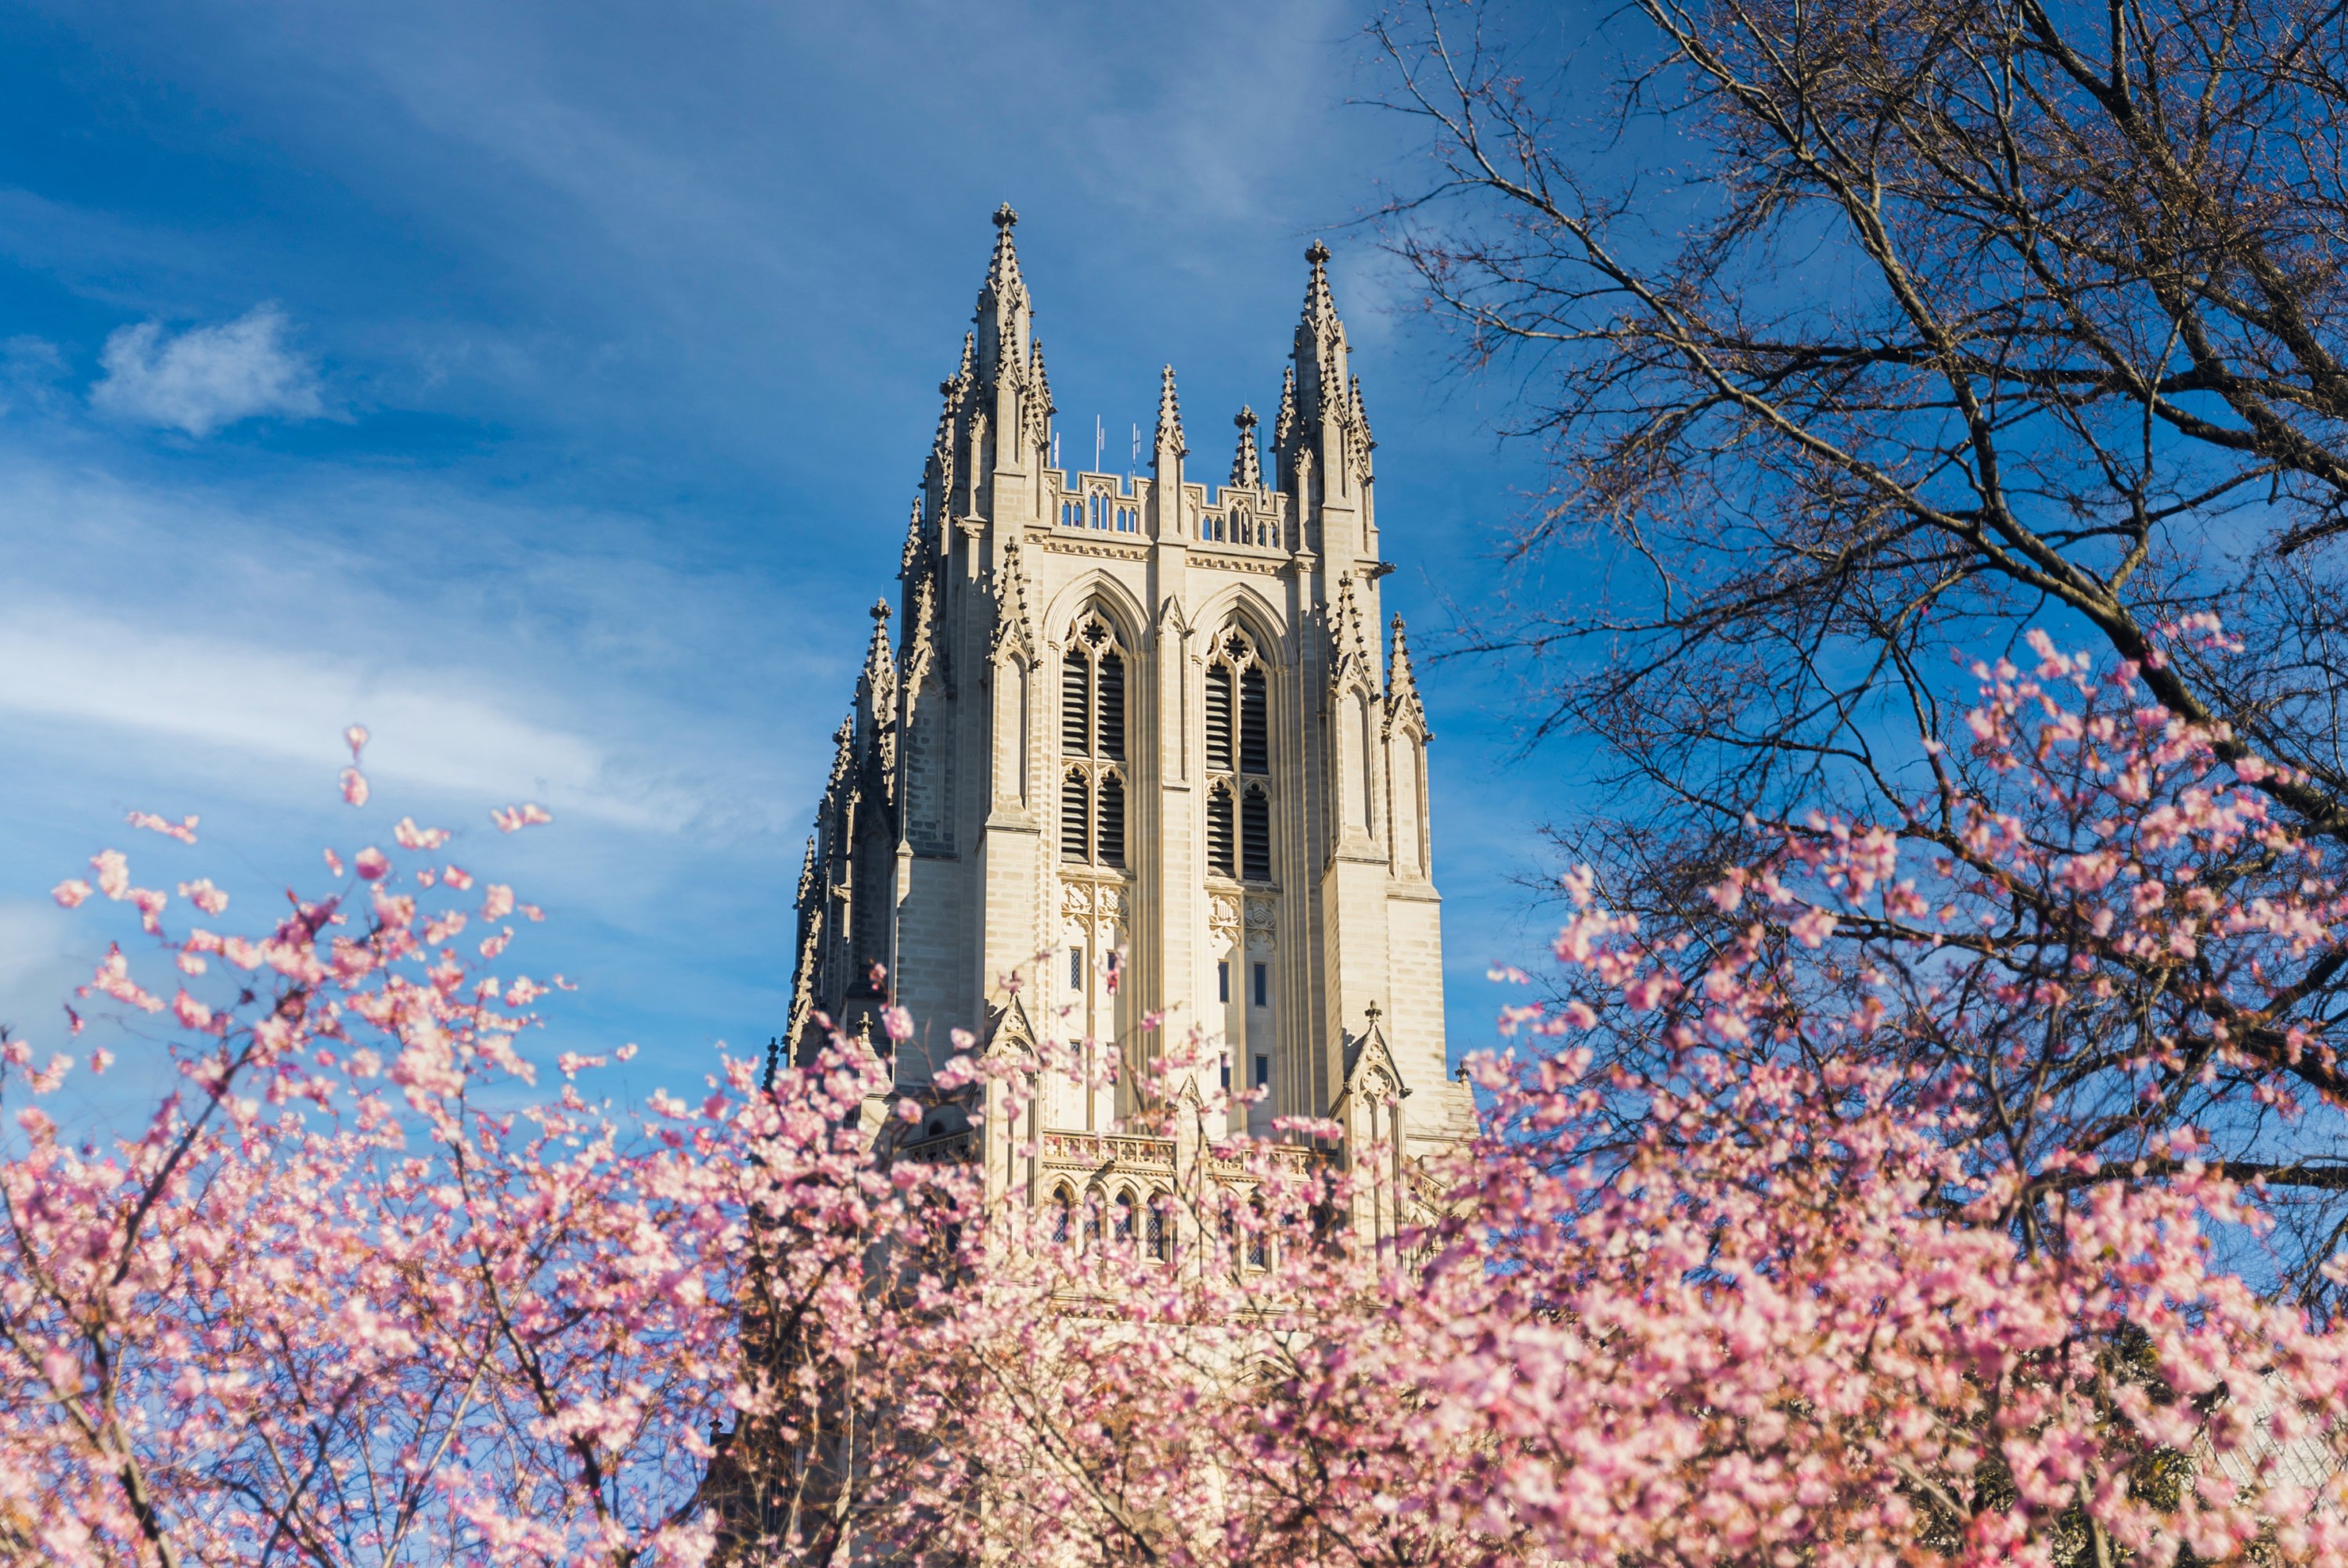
1021;336;1054;456
858;599;895;721
1154;364;1187;459
897;495;927;581
1230;406;1262;489
1273;363;1297;451
981;203;1027;316
1388;612;1428;736
1302;239;1341;340
1291;239;1352;437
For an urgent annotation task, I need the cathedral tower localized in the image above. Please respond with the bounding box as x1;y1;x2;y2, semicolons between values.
787;209;1471;1222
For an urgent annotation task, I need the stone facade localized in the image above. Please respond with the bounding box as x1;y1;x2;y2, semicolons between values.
786;208;1473;1224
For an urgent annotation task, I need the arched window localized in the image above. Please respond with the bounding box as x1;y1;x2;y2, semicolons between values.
1061;613;1129;870
1241;785;1271;882
1112;1190;1136;1244
1051;1187;1073;1244
1206;784;1235;878
1084;1189;1104;1248
1246;1198;1269;1270
1147;1194;1170;1262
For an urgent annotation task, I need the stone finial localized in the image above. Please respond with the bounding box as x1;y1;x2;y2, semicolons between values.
1230;405;1262;489
870;598;891;624
1154;364;1187;460
1365;998;1382;1027
994;202;1018;230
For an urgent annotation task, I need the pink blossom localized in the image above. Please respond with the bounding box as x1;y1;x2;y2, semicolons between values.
125;811;199;844
491;802;553;833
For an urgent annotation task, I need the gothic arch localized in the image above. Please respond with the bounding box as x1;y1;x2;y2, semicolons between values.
1189;582;1287;667
1039;569;1151;655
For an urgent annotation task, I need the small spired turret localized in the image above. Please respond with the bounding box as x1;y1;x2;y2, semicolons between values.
1230;406;1263;491
785;205;1470;1253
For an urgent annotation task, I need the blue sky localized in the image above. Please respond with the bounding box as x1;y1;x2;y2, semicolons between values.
0;0;1569;1124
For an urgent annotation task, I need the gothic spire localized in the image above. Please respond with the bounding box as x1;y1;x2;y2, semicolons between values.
1155;365;1187;459
989;540;1038;660
1230;406;1262;489
858;599;896;727
898;495;927;581
1327;576;1377;695
974;204;1032;390
1388;613;1429;737
1292;240;1351;433
1302;239;1341;340
1274;363;1297;451
983;203;1025;309
1021;336;1054;459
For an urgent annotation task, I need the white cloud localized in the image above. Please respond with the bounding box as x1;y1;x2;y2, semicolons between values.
90;304;326;436
0;603;682;829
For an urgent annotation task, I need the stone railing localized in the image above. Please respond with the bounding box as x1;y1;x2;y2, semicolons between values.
899;1128;974;1164
1039;1130;1176;1171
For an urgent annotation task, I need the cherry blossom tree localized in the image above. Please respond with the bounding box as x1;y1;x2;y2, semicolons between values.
926;633;2348;1566
0;743;974;1566
11;636;2348;1567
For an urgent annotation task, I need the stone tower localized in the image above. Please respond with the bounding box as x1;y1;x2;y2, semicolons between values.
787;208;1471;1220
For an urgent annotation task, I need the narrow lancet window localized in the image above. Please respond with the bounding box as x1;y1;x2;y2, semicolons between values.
1241;785;1271;882
1098;773;1126;869
1061;654;1090;756
1207;785;1235;878
1061;767;1089;861
1097;650;1125;761
1240;667;1268;774
1205;667;1233;771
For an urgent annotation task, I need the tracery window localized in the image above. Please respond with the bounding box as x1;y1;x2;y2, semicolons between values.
1204;629;1272;885
1147;1194;1170;1262
1059;612;1127;869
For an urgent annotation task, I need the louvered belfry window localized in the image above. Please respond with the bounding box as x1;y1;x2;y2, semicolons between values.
1205;667;1233;771
1207;785;1236;878
1240;667;1268;775
1205;630;1273;885
1241;785;1271;882
1060;612;1128;868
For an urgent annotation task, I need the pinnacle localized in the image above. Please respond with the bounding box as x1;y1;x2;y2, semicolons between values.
870;598;891;624
1230;405;1262;489
1302;239;1341;336
1154;364;1187;459
981;203;1026;310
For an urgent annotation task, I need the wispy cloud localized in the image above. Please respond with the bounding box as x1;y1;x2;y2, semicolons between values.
90;304;326;436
